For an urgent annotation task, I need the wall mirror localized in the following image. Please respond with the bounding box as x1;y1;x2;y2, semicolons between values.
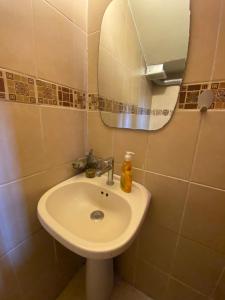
98;0;190;131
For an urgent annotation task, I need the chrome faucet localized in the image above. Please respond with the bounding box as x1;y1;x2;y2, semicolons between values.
96;157;114;186
72;149;98;174
73;150;114;185
72;157;87;174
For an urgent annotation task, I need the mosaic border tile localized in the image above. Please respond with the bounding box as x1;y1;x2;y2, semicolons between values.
6;71;36;104
88;94;173;116
0;70;6;100
2;68;224;112
89;80;225;115
178;81;225;109
0;68;86;110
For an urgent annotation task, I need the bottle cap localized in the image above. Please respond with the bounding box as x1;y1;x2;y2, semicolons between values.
124;151;135;161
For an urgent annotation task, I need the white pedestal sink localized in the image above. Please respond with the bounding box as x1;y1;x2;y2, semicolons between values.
38;174;150;300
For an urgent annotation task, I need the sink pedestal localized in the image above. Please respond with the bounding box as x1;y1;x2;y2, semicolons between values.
86;258;114;300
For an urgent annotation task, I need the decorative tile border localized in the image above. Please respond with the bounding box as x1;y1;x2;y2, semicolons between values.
88;94;172;116
89;81;225;115
178;81;225;109
0;68;86;109
6;71;36;104
0;71;6;100
37;80;57;106
4;67;223;113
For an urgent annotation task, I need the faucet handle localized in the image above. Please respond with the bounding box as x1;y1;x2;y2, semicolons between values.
96;157;113;169
72;157;87;173
86;149;98;169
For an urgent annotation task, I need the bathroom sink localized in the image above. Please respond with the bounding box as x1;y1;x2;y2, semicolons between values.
37;173;150;259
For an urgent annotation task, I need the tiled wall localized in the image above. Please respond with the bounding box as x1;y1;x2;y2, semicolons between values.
178;81;225;109
0;0;87;299
0;68;86;108
87;0;225;300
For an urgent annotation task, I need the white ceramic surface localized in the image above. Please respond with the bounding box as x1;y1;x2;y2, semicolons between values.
38;173;151;259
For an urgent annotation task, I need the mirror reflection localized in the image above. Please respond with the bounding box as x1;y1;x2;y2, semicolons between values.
98;0;190;130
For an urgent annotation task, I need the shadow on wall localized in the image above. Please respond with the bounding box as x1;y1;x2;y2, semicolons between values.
0;103;85;299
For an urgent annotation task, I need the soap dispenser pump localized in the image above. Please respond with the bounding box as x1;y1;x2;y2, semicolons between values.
120;151;135;193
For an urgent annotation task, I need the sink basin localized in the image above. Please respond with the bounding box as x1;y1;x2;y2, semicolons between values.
38;173;150;259
37;173;150;300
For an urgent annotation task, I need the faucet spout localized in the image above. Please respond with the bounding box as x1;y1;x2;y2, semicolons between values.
96;157;114;185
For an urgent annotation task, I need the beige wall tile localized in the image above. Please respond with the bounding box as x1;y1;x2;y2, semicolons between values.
88;32;100;93
172;237;225;295
34;0;87;90
88;0;112;33
114;164;147;185
9;229;63;300
214;269;225;300
54;240;84;282
46;0;87;31
146;111;200;179
191;111;225;189
182;184;225;255
145;172;188;232
166;278;208;300
132;168;146;185
212;1;225;80
0;0;35;76
0;254;22;300
138;220;178;273
115;239;138;285
184;0;221;83
42;162;75;190
0;102;46;184
135;260;169;300
41;107;85;168
114;129;149;169
87;111;113;157
0;173;47;256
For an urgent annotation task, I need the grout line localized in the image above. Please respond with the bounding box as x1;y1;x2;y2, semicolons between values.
106;160;225;194
133;167;189;184
188;180;225;193
88;30;100;36
177;112;203;229
37;76;85;92
210;265;225;298
163;113;204;296
210;0;224;81
0;227;42;260
31;0;39;79
0;160;75;187
169;275;208;298
116;165;225;193
128;0;147;68
39;105;47;159
139;257;208;298
42;0;88;35
0;66;36;80
188;112;204;181
88;29;101;35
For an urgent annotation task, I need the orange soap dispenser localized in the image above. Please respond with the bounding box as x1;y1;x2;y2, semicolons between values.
120;151;135;193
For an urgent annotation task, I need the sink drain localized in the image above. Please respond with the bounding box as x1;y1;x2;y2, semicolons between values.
90;210;104;221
